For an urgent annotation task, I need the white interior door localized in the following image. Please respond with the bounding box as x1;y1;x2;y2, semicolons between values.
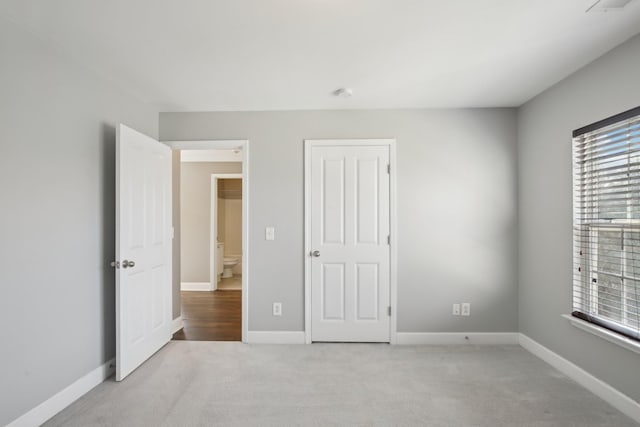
116;124;172;381
309;142;391;342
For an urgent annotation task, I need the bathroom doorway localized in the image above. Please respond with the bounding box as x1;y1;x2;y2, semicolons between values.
165;141;249;342
211;175;243;292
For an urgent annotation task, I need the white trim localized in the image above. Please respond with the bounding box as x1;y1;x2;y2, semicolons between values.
303;139;396;147
246;331;306;344
304;139;397;344
562;314;640;355
165;139;249;343
519;334;640;424
396;332;519;345
181;282;213;291
172;316;183;334
166;140;245;150
210;173;243;291
211;176;218;291
241;144;249;344
181;149;242;163
7;359;115;427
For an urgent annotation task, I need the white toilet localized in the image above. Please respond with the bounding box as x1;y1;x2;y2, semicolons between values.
222;257;239;278
217;241;239;279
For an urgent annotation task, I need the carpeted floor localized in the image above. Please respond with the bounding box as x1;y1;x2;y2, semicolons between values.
44;342;637;426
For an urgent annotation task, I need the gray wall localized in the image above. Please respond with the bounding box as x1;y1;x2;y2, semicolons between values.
0;17;159;426
518;33;640;402
172;151;181;319
180;162;242;283
161;109;518;333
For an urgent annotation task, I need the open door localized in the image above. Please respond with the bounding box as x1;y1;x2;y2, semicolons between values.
115;124;172;381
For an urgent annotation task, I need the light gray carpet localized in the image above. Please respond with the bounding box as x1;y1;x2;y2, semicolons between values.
44;342;638;427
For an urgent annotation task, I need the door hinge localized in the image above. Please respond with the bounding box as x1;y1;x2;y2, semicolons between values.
387;235;390;245
387;306;391;316
387;164;390;174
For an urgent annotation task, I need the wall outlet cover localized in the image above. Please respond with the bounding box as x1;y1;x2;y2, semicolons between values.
461;303;471;316
273;302;282;316
452;303;460;316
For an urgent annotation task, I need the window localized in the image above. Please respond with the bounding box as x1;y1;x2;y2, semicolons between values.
572;106;640;341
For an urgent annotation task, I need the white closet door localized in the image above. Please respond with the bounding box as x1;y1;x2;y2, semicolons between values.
310;144;390;342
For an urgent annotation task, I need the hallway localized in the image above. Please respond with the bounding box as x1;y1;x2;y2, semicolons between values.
172;288;241;341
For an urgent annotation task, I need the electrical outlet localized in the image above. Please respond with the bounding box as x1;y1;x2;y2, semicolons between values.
265;227;275;241
461;303;471;316
452;303;460;316
273;302;282;316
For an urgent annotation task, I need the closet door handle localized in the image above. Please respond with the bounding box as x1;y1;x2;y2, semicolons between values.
122;260;136;268
311;250;320;257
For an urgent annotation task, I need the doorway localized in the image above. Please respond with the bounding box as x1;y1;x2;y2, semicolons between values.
211;174;243;292
165;140;249;343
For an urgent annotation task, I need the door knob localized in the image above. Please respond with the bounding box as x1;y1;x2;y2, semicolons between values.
122;260;135;268
311;250;320;257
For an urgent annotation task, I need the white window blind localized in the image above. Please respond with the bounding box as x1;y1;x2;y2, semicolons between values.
572;106;640;341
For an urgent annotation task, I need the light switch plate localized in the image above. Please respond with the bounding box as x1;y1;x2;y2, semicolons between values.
452;304;460;316
265;226;275;241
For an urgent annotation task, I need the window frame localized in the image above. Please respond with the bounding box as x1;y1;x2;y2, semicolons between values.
571;105;640;343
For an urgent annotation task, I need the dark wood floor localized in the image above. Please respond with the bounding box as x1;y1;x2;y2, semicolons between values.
172;290;241;341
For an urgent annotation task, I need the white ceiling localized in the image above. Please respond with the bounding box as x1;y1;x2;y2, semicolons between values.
2;0;640;111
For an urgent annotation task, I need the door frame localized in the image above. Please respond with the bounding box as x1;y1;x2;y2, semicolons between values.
210;173;243;291
303;139;397;344
164;139;249;343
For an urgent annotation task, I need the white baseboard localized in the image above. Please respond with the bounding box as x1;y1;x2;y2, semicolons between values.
172;316;183;334
396;332;519;345
247;331;305;344
7;359;115;427
181;282;212;291
519;334;640;423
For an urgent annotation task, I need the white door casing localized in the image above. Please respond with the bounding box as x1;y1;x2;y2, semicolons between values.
165;139;250;343
116;124;172;381
211;176;219;291
305;140;395;342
